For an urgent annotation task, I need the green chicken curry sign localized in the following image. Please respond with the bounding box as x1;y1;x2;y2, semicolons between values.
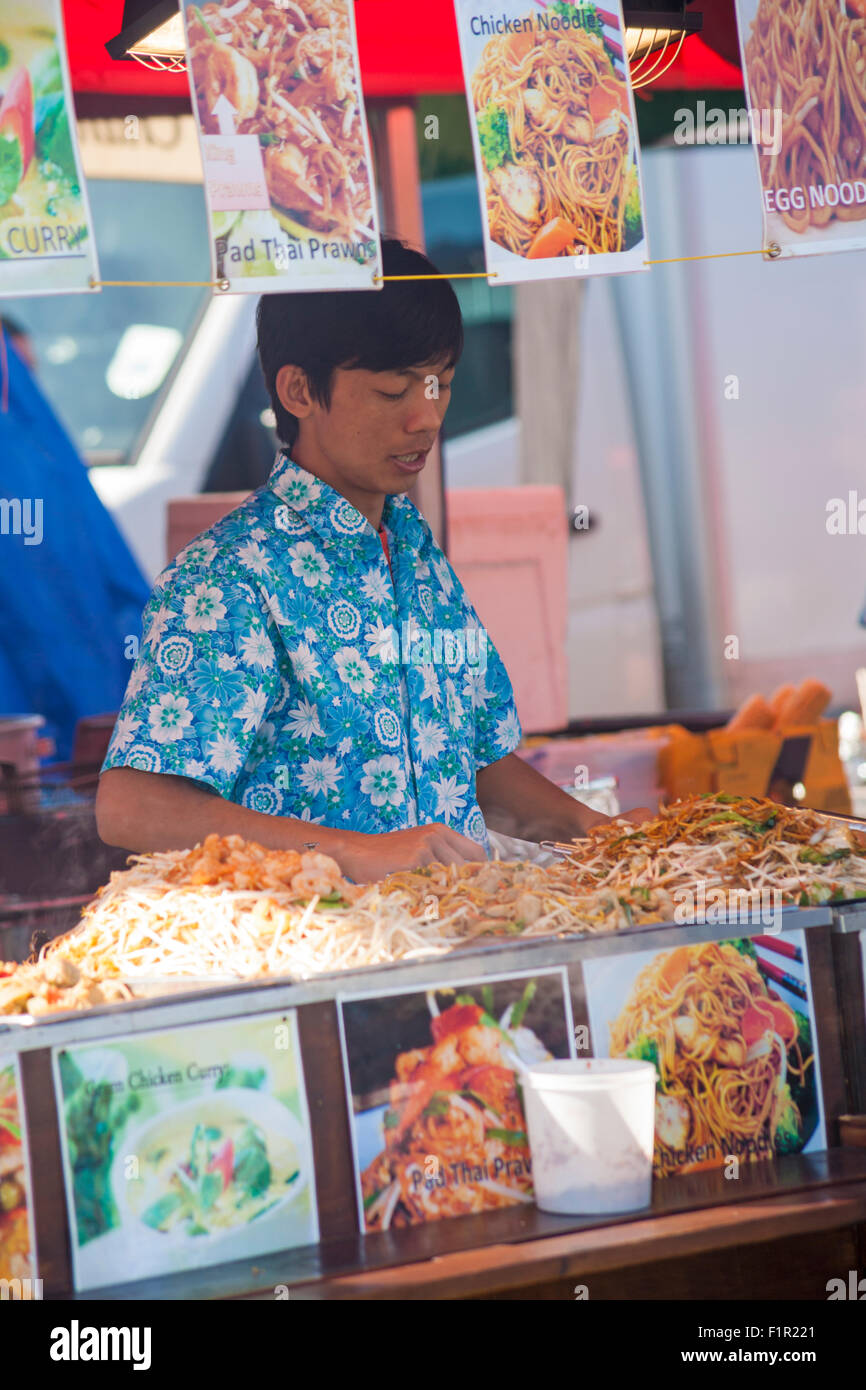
54;1011;319;1291
0;0;99;293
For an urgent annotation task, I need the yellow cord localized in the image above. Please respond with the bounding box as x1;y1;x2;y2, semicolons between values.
87;250;777;290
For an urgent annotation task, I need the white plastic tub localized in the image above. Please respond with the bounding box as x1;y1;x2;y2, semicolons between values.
523;1059;656;1215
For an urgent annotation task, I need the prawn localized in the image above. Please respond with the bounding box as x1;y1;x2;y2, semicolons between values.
201;40;259;125
290;851;343;899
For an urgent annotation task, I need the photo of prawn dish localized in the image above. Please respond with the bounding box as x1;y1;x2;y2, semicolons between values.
185;0;376;251
0;1061;34;1287
344;974;573;1231
467;1;643;259
605;939;820;1178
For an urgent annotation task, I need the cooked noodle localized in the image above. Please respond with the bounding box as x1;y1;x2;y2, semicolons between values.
610;941;813;1175
744;0;866;233
186;0;373;241
472;20;635;256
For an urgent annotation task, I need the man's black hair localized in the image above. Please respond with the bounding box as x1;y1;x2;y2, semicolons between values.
256;237;464;447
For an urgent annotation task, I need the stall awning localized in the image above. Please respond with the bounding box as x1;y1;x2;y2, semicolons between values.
64;0;744;99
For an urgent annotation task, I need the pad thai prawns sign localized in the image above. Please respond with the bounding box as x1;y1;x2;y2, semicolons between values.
53;1010;318;1291
338;968;575;1233
182;0;382;293
583;932;826;1180
0;0;99;295
0;1053;38;1296
735;0;866;259
453;0;648;284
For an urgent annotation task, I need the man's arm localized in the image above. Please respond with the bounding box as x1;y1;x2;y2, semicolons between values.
476;752;648;841
96;767;485;878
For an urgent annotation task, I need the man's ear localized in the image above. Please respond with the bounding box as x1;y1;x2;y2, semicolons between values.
276;364;313;419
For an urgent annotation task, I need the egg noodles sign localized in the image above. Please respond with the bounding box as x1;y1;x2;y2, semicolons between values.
0;0;99;295
454;0;648;283
736;0;866;258
182;0;382;293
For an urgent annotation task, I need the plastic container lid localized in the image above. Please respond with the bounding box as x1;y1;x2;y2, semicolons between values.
523;1059;656;1091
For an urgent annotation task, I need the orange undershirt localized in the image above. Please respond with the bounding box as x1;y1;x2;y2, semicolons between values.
378;524;393;580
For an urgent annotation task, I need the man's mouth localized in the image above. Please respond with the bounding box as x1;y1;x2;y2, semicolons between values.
389;449;429;474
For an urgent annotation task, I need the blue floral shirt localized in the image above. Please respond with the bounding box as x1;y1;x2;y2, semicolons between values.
103;453;522;849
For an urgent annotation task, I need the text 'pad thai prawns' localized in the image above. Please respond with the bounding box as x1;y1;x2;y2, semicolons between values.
361;989;548;1230
549;794;866;913
186;0;375;243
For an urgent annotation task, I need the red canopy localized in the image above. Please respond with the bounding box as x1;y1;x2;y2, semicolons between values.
64;0;744;99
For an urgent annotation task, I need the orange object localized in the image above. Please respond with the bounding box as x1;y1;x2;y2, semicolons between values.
527;216;580;259
659;947;690;992
707;728;782;799
726;694;775;732
775;679;832;729
658;725;715;801
800;718;852;815
768;683;796;725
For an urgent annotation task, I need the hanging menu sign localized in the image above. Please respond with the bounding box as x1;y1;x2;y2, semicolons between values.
584;934;826;1177
0;0;99;294
182;0;381;292
54;1011;318;1291
453;0;648;283
737;0;866;258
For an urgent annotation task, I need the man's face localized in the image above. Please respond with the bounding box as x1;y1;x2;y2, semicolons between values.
280;357;455;505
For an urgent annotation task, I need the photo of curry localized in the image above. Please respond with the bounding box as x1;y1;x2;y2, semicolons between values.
0;0;89;261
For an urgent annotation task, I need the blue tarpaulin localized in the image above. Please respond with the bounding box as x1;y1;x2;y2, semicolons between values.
0;328;150;762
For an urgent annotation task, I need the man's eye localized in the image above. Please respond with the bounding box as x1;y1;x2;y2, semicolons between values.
379;389;407;401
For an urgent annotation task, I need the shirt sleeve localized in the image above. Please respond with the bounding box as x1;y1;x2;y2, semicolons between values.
453;574;522;769
102;558;282;798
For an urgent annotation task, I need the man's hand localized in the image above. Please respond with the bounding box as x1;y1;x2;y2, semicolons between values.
339;823;486;882
619;805;654;826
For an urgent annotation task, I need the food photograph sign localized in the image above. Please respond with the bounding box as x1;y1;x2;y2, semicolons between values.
339;968;574;1233
584;933;826;1178
0;0;99;293
736;0;866;258
454;0;648;282
0;1054;38;1295
182;0;382;292
54;1011;318;1291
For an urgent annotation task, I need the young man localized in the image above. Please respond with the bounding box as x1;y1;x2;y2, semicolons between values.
97;239;646;880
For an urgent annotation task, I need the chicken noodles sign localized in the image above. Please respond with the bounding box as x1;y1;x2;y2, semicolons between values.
183;0;382;292
454;0;648;283
0;0;99;294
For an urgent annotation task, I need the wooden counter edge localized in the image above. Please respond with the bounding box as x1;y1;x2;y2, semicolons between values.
272;1180;866;1301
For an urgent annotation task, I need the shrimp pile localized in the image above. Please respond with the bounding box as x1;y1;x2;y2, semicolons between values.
0;957;132;1018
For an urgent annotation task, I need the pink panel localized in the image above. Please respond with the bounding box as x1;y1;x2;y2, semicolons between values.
447;487;568;734
166;495;247;564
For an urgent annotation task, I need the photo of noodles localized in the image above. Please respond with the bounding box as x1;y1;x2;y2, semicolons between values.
469;3;643;258
743;0;866;235
604;939;820;1178
342;973;572;1231
185;0;375;246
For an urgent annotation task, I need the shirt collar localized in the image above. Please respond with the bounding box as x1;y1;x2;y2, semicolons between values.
267;450;431;553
